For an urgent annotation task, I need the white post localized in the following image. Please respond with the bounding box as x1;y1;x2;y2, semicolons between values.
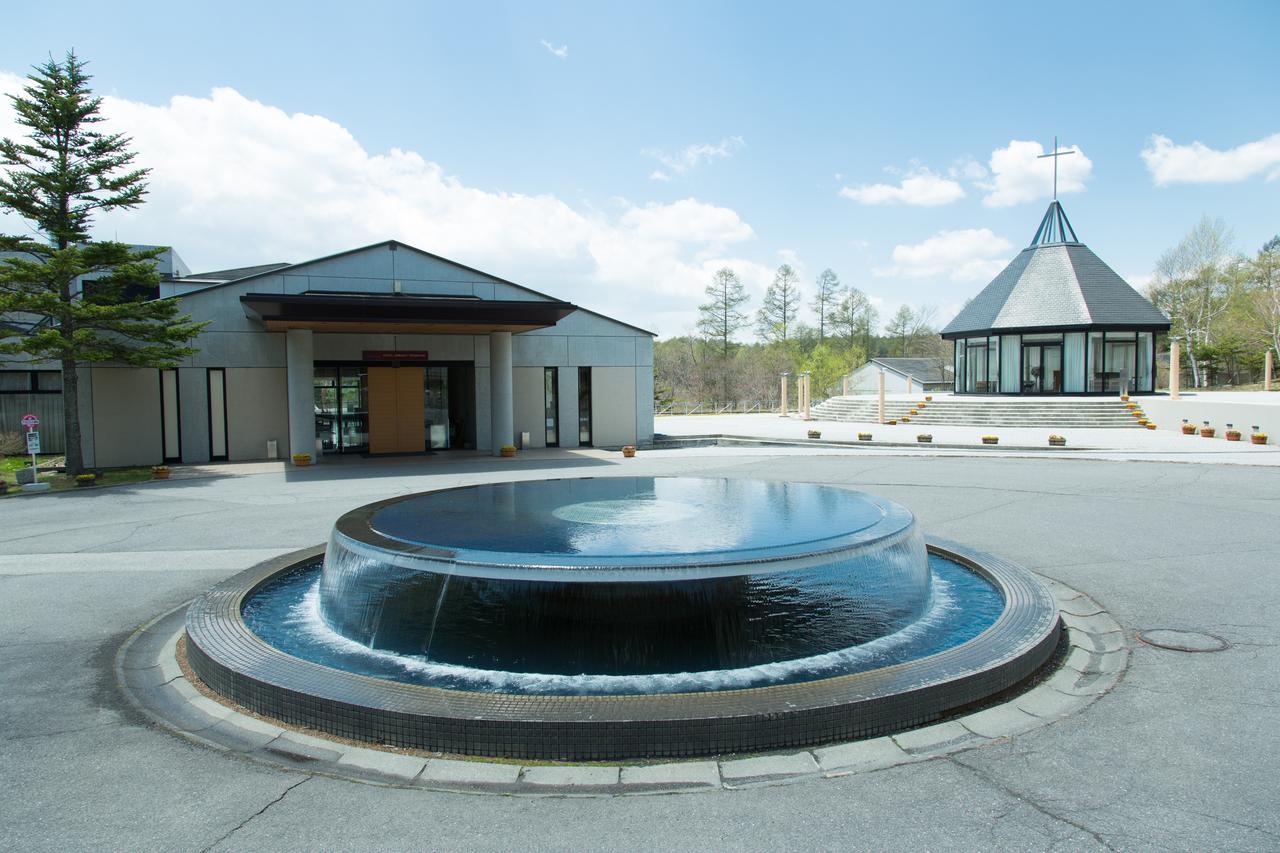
1267;349;1274;392
1170;339;1181;401
878;369;886;424
907;376;913;395
489;331;514;455
780;373;789;416
802;374;811;421
285;329;315;462
842;375;849;396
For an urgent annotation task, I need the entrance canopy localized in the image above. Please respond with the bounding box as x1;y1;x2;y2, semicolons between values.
241;292;577;334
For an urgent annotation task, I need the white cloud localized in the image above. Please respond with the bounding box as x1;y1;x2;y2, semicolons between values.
875;228;1012;282
540;40;568;59
979;139;1093;207
949;158;988;181
1141;132;1280;185
648;170;671;182
839;167;965;206
644;136;744;177
0;74;766;337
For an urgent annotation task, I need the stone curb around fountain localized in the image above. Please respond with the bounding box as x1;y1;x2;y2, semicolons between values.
117;582;1126;797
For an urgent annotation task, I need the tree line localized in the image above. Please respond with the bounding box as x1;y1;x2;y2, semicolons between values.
656;263;945;406
1147;218;1279;388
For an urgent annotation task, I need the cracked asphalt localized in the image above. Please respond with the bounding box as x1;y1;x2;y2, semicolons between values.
2;448;1277;851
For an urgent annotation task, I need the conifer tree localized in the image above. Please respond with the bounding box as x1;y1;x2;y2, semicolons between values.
756;264;802;343
0;52;206;474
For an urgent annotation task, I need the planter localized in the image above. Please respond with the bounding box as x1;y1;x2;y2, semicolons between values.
857;432;872;441
1138;418;1149;426
1131;411;1144;418
900;416;910;423
1200;428;1215;438
909;409;918;415
807;430;821;439
621;445;637;458
500;445;517;458
75;473;97;487
917;403;926;409
924;395;933;401
981;436;999;445
1121;394;1130;402
1252;434;1269;445
887;419;897;426
916;434;932;443
151;466;171;480
1048;435;1066;446
1226;430;1242;442
1181;424;1196;435
290;453;312;466
1146;423;1157;430
1125;402;1138;409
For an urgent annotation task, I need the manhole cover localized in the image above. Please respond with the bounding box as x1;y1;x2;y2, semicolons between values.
1136;629;1230;653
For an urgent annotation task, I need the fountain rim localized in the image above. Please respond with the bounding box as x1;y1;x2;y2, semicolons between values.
184;533;1061;759
335;477;918;574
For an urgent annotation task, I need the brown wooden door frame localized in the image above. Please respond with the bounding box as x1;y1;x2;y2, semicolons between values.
368;366;426;454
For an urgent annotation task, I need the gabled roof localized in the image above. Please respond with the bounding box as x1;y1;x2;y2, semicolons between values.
869;358;952;384
941;202;1170;338
180;262;290;282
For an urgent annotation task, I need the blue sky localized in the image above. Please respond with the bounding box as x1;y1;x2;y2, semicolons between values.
3;1;1278;336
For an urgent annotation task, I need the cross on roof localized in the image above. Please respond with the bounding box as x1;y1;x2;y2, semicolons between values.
1037;136;1076;200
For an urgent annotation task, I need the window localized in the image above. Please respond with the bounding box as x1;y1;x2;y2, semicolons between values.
544;368;559;447
578;367;592;446
208;369;228;460
159;369;181;462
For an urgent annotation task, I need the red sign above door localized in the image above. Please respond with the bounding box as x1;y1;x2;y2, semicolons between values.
362;350;429;362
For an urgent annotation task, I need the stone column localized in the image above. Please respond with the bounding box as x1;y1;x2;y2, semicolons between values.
1267;349;1274;393
489;331;514;455
1170;339;1181;401
801;373;811;421
878;369;886;424
780;374;789;416
842;375;849;396
907;376;913;395
285;329;315;462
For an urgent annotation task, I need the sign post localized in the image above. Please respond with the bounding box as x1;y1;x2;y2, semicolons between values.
20;413;39;482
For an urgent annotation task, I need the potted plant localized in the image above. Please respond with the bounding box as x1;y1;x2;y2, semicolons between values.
909;408;918;416
1121;394;1130;402
982;435;999;445
1252;427;1268;445
924;395;933;401
1146;423;1157;430
1125;401;1137;409
1138;418;1149;426
900;415;910;423
887;419;897;425
1200;421;1215;438
1225;423;1241;442
917;433;932;443
1181;419;1195;435
807;429;821;439
290;452;311;466
621;445;637;457
75;473;97;487
1048;434;1066;446
500;444;517;458
1131;410;1144;419
151;465;171;480
858;432;872;441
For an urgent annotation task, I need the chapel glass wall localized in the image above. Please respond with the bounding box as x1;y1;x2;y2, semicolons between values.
951;332;1158;394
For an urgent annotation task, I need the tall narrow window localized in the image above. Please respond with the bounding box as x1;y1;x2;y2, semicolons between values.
207;368;228;460
544;367;559;447
159;369;181;462
578;367;592;446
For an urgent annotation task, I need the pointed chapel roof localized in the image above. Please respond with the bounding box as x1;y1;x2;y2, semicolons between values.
941;201;1170;338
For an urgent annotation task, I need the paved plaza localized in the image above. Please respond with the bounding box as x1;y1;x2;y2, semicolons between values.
2;445;1278;850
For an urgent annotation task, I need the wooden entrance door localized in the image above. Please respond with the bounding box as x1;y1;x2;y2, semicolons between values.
368;367;425;453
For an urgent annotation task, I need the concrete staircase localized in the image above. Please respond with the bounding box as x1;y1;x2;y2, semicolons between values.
810;395;1146;428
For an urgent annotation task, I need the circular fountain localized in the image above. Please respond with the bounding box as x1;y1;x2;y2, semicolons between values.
185;477;1061;760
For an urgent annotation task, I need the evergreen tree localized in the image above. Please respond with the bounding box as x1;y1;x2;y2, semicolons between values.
696;267;750;357
830;286;877;358
0;52;206;474
810;268;842;341
756;263;802;343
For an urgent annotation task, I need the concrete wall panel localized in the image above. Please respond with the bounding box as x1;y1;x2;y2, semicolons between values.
513;335;568;367
225;368;289;461
91;368;163;467
591;366;638;447
567;336;638;367
512;367;546;448
634;366;655;445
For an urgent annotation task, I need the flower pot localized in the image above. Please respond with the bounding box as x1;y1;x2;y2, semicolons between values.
887;419;897;425
1121;395;1130;402
1138;418;1149;426
500;446;517;458
622;445;637;457
1226;430;1241;442
909;409;918;416
1200;428;1215;438
1181;424;1196;435
1146;423;1157;430
807;430;821;439
917;434;932;443
1252;434;1268;445
152;467;170;480
857;432;872;441
924;395;932;401
290;453;311;466
900;416;910;423
982;436;999;445
1048;437;1066;446
917;403;926;409
75;474;96;487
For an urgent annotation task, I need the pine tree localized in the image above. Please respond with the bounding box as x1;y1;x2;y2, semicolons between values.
0;52;207;475
811;268;842;341
696;267;750;401
756;264;801;343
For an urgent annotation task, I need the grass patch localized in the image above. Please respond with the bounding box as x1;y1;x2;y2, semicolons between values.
0;455;155;497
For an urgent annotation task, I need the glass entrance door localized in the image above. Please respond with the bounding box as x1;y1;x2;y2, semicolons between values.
1104;341;1137;392
1022;344;1063;393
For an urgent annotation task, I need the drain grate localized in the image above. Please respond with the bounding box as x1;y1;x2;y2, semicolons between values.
1136;629;1230;653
